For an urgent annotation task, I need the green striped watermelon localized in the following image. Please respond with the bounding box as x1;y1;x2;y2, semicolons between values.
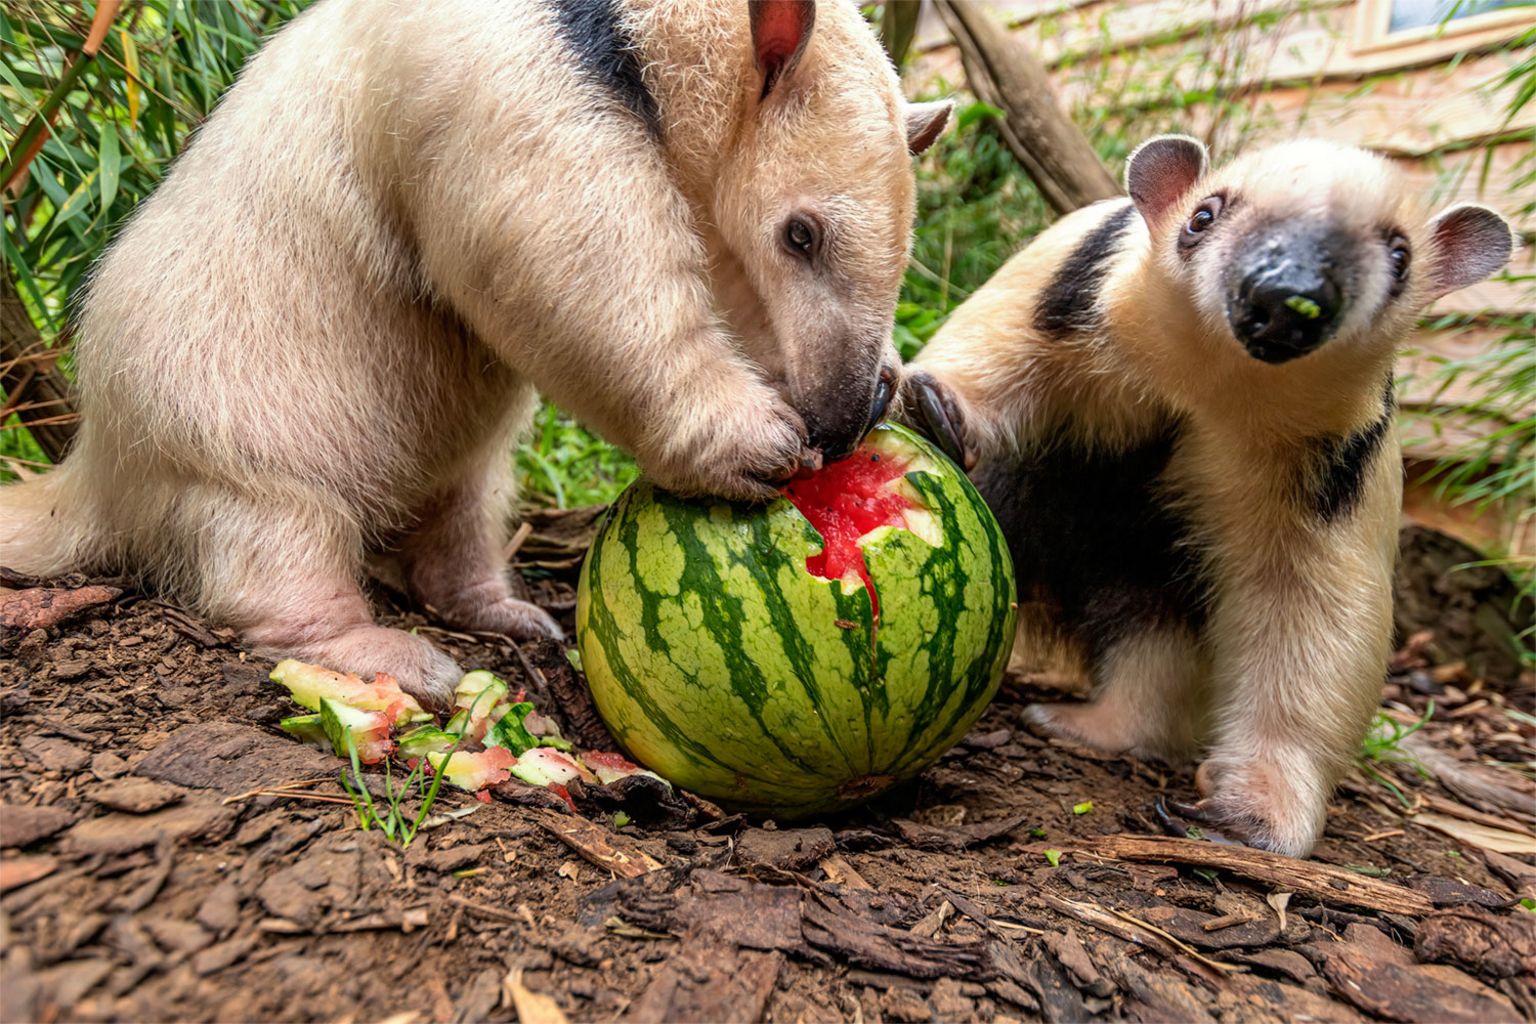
575;422;1016;818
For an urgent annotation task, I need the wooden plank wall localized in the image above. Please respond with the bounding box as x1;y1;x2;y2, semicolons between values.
906;0;1532;554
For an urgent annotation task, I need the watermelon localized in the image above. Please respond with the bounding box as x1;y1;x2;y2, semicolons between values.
575;422;1016;817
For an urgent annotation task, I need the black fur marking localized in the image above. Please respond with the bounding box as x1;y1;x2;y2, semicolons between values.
1309;381;1396;522
971;421;1211;662
550;0;661;138
1033;202;1137;338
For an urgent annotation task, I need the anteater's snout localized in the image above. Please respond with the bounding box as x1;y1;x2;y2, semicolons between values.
806;364;896;462
1227;226;1348;364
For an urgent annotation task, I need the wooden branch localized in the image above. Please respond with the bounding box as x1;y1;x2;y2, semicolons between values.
932;0;1119;215
1;270;77;462
1077;834;1435;915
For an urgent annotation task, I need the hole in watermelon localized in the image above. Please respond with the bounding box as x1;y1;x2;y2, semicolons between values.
780;443;917;619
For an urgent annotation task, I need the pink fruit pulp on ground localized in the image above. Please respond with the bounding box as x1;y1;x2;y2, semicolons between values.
781;446;914;618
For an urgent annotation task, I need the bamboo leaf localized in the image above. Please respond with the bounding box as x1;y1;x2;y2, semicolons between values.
98;120;120;211
120;27;140;123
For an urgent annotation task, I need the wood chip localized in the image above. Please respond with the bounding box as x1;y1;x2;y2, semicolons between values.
818;854;872;890
1200;911;1259;932
531;808;662;879
0;855;58;893
1412;812;1536;855
1266;892;1291;933
1080;834;1435;915
0;584;120;630
502;967;569;1024
1419;793;1536;837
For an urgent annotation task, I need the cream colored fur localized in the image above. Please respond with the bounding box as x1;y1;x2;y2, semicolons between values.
912;138;1511;856
0;0;949;705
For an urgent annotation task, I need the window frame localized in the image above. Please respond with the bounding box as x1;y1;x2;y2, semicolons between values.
1352;0;1533;55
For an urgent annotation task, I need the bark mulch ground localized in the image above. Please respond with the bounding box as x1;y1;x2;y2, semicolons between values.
2;511;1533;1023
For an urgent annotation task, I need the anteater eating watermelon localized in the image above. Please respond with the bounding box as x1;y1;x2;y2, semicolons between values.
575;423;1016;818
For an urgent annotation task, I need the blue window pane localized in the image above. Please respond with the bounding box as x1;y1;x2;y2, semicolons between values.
1388;0;1526;32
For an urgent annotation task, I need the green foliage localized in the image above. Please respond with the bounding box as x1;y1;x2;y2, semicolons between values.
3;0;308;333
897;98;1050;358
1358;702;1434;806
335;726;458;849
516;400;639;509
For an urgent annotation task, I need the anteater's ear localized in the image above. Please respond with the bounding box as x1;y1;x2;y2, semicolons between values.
905;100;953;155
750;0;815;99
1425;204;1513;301
1125;134;1208;225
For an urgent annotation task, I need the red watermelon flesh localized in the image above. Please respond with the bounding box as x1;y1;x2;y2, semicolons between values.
781;446;914;618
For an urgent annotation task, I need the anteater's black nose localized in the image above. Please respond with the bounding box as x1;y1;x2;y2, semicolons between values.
1229;266;1342;364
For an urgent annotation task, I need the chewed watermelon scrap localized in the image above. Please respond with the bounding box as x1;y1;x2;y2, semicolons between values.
448;671;512;744
510;747;596;788
426;748;516;791
396;723;458;759
270;660;425;727
485;701;539;755
319;698;393;765
581;750;669;787
278;713;327;748
781;445;917;618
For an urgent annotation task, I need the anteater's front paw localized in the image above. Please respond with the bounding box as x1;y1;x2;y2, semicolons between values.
1164;758;1327;857
895;369;975;471
453;595;563;642
648;393;811;502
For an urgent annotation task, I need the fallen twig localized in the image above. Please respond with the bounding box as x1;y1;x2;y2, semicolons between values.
1077;835;1434;915
445;895;525;926
502;521;535;561
222;776;339;805
1041;894;1237;985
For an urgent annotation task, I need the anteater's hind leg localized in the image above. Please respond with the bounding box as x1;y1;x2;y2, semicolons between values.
1025;628;1208;759
192;489;462;708
397;458;561;643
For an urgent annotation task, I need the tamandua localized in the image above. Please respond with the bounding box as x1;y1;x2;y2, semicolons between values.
903;135;1513;855
0;0;952;705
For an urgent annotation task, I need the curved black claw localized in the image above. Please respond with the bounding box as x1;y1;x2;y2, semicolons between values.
862;369;896;438
905;371;974;470
1153;797;1246;846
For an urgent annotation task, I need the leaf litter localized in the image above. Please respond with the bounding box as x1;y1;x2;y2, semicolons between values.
0;507;1532;1022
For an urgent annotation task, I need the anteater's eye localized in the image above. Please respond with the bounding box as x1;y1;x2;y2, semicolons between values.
782;216;819;261
1179;195;1225;249
1387;234;1411;282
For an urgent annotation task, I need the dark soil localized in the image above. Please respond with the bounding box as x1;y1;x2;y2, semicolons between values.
2;513;1533;1024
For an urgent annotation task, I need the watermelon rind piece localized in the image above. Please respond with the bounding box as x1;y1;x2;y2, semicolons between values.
454;671;508;709
279;713;327;748
426;748;515;792
581;750;670;788
396;724;458;760
318;697;393;765
450;672;510;743
270;659;425;726
484;701;539;756
510;748;596;788
575;421;1016;818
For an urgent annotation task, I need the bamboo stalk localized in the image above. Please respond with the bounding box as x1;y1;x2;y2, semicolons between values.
2;0;122;194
